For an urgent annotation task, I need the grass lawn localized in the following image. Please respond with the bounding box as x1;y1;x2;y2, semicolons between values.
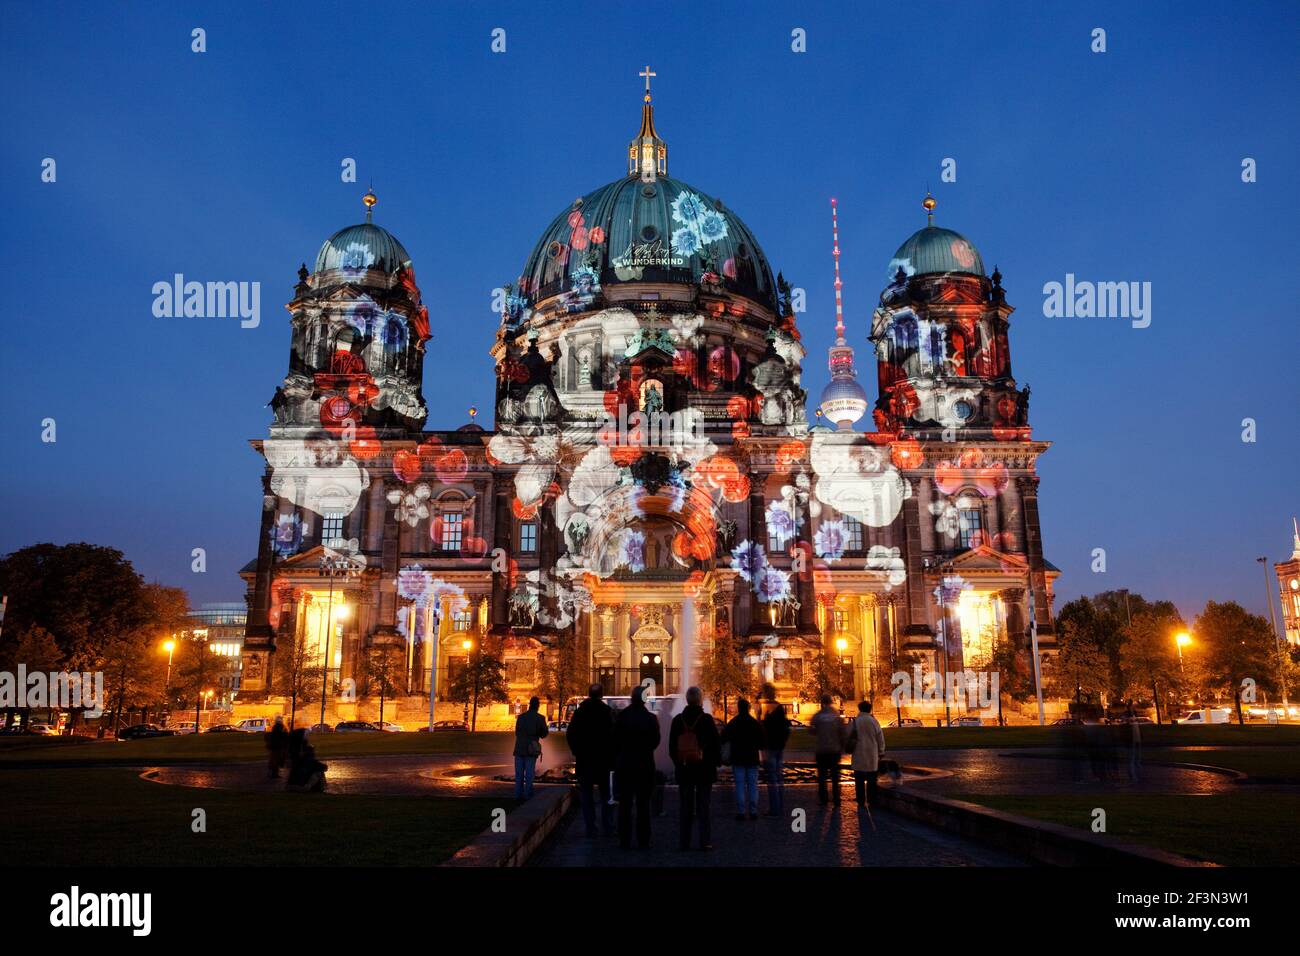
841;724;1300;751
952;792;1300;867
0;768;502;866
1141;746;1300;781
0;730;563;766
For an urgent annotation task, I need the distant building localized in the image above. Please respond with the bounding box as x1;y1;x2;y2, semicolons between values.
185;602;246;706
1275;520;1300;646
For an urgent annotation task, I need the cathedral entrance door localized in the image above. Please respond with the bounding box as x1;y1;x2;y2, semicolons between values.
638;651;664;694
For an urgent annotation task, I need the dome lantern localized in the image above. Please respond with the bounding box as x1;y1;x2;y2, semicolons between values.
627;65;667;180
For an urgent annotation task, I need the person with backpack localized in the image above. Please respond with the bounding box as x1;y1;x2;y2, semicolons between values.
811;694;846;805
760;691;791;816
613;686;661;849
847;699;887;807
566;683;616;837
721;698;764;820
669;686;721;851
513;696;549;801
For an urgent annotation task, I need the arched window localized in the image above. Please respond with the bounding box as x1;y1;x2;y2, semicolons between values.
434;494;466;553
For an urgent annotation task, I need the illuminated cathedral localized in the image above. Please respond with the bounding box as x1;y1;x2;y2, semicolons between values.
236;78;1058;724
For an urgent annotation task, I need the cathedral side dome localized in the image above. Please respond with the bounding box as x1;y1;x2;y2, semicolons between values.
314;222;412;275
887;224;985;280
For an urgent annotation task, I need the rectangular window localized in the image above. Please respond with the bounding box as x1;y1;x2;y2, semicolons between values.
322;512;345;546
452;609;473;632
441;512;463;552
520;521;538;553
773;658;803;682
833;609;848;632
958;508;983;549
844;516;864;551
506;659;535;683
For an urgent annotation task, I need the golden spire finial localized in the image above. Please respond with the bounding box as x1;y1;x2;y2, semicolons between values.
363;185;378;223
922;191;936;225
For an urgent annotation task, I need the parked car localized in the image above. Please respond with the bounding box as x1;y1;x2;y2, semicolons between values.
27;723;59;736
334;720;381;733
307;723;335;734
948;716;983;727
374;721;404;733
233;717;276;734
204;724;240;733
1051;717;1084;726
546;720;569;734
787;718;807;728
1175;708;1231;725
171;721;198;735
118;724;178;740
419;720;468;732
888;717;923;728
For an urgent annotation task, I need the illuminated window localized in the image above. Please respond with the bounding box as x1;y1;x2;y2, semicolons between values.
833;609;848;631
440;511;463;552
520;521;538;553
844;515;864;551
957;590;999;665
958;508;982;549
322;512;345;546
452;609;473;632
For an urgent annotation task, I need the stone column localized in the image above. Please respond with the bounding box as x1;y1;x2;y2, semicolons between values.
1017;476;1056;643
899;486;933;646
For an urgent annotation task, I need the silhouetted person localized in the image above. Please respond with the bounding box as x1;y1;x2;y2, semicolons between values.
285;728;327;792
613;686;660;849
722;698;763;819
811;694;846;805
762;695;792;816
266;715;288;779
847;700;886;807
513;696;549;801
669;686;720;850
567;684;616;836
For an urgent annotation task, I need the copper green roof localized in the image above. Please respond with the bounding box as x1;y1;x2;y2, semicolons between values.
315;223;412;274
887;225;984;280
517;175;777;310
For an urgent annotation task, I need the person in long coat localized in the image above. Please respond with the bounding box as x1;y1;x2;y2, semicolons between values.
847;700;887;807
566;684;616;836
613;686;661;849
513;696;549;801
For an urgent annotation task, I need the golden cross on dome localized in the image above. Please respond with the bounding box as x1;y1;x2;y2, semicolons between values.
640;64;656;99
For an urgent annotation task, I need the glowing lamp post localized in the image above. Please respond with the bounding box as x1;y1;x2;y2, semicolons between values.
1175;631;1191;673
318;552;361;728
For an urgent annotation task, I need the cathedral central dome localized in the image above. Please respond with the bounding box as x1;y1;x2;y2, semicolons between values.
515;175;777;314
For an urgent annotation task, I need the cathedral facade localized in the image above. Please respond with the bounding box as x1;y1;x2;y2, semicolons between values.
237;88;1057;723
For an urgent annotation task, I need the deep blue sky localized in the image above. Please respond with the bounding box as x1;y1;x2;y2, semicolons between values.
2;1;1296;621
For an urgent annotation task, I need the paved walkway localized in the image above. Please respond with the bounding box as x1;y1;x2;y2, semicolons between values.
531;783;1023;867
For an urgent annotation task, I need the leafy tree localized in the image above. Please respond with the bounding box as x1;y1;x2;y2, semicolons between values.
361;644;406;727
802;649;853;707
0;543;148;669
698;634;752;721
0;626;64;730
173;628;224;730
99;583;188;733
535;630;589;719
1047;616;1114;707
273;631;322;729
446;638;508;730
1194;601;1278;725
1118;608;1183;724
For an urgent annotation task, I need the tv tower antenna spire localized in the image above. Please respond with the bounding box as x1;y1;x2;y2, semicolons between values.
831;198;846;345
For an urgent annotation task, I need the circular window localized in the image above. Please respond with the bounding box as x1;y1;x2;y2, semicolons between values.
547;241;565;259
641;184;657;198
953;400;973;421
641;655;650;665
641;225;658;242
653;655;662;665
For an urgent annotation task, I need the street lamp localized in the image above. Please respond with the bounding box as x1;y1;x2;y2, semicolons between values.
1175;631;1191;672
461;638;480;730
162;639;176;714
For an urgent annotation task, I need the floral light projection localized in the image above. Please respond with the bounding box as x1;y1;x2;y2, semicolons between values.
814;519;848;562
866;546;907;589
